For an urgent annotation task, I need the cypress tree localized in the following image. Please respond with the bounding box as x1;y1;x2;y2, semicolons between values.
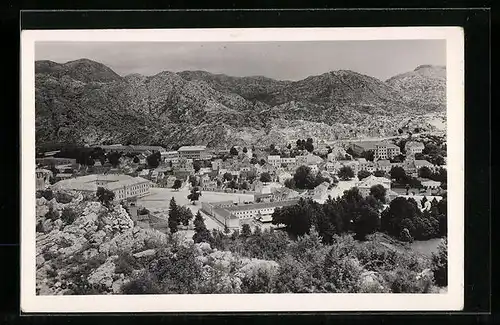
168;197;179;233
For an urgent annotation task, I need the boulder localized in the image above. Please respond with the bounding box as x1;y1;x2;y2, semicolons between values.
36;254;45;268
359;271;386;293
87;258;116;289
133;249;156;258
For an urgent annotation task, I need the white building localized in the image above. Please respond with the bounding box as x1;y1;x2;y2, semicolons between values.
178;145;210;160
267;155;281;167
161;151;179;164
405;141;425;155
211;159;223;171
375;143;401;160
52;174;151;201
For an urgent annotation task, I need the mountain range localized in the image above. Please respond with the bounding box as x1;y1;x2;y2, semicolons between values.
35;58;446;148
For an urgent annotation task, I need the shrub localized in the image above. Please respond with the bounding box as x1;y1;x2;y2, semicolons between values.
44;207;59;221
42;250;59;261
122;273;163;294
61;207;78;224
431;238;448;287
55;191;73;204
114;253;138;276
36;221;45;233
38;189;54;201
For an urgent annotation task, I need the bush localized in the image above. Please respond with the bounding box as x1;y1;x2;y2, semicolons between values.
38;189;54;201
114;253;138;276
44;207;59;221
122;273;163;294
36;221;45;233
61;207;78;224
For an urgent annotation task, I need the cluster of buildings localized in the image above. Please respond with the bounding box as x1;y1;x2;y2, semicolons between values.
201;199;300;229
349;140;425;161
50;174;152;201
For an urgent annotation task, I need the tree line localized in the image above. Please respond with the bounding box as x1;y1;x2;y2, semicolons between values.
271;186;447;243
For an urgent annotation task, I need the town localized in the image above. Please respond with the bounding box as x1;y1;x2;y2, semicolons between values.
36;132;447;239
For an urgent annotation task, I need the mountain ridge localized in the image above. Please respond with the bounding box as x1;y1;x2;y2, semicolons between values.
35;59;446;148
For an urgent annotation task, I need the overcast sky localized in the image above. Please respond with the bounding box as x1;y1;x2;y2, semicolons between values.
35;40;446;81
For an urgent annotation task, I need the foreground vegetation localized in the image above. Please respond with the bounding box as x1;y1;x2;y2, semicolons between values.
36;188;447;295
123;228;446;294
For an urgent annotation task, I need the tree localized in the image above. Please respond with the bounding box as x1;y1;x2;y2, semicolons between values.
227;180;238;189
357;170;372;181
193;211;211;243
250;157;258;165
240;182;249;190
172;179;182;190
418;166;433;179
178;206;194;227
296;139;304;150
223;172;233;182
380;197;422;239
284;178;296;189
96;187;115;207
272;198;320;237
107;152;122;168
242;147;248;153
398;128;403;134
361;150;375;162
269;144;276;152
338;166;354;181
188;175;198;187
304;142;314;153
241;224;252;237
193;160;201;173
370;184;387;203
373;170;386;177
390;166;407;183
353;201;380;240
293;165;315;189
230;146;238;156
260;172;272;183
61;207;78;225
187;187;202;205
168;198;179;233
259;159;266;166
287;143;292;150
146;151;161;169
133;156;140;164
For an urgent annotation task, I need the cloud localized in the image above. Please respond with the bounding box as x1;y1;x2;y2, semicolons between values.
35;40;446;81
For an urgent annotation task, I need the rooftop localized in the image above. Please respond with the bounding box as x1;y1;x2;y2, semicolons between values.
376;160;392;166
106;177;150;190
225;199;300;212
357;175;391;188
414;160;434;167
178;145;207;151
406;141;425;148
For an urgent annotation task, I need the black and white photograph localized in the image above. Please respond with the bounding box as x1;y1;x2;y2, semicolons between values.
21;27;464;312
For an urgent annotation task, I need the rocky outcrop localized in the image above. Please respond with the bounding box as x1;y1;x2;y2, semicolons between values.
36;58;445;147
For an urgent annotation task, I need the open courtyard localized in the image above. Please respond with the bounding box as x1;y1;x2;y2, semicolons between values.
137;187;255;231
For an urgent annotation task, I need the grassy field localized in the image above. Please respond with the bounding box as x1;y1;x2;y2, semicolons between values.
137;187;255;232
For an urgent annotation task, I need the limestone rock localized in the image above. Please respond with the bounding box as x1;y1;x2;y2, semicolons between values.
87;258;116;289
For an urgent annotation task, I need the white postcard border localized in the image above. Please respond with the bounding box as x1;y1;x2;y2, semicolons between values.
21;26;464;313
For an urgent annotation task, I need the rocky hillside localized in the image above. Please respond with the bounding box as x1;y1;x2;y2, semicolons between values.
35;59;446;148
35;189;444;295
